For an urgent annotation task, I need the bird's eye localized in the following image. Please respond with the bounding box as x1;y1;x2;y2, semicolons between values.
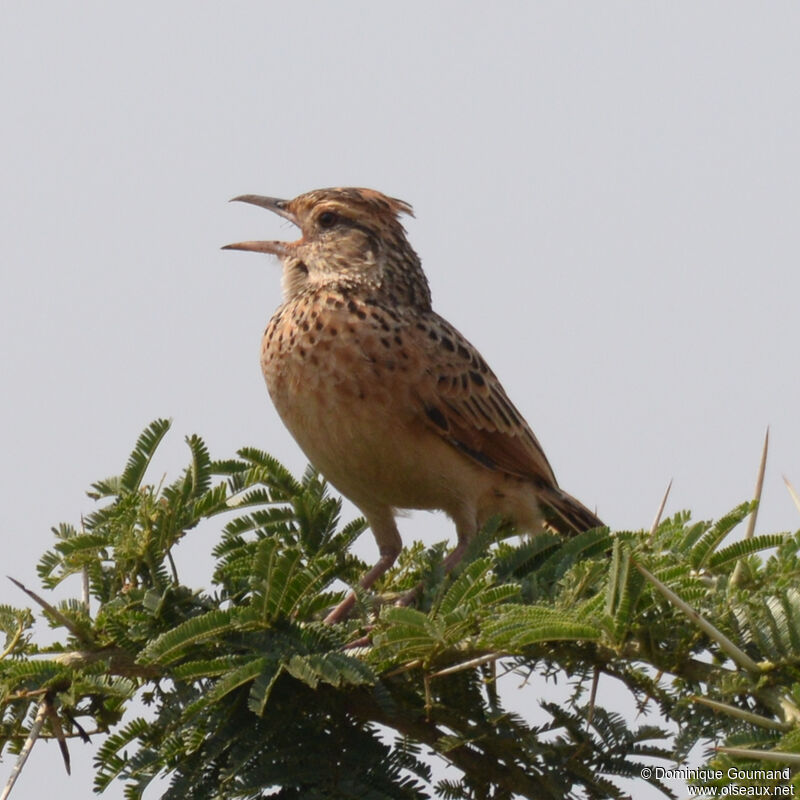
318;211;337;228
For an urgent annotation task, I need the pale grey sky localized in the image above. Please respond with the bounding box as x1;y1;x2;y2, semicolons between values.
2;3;799;797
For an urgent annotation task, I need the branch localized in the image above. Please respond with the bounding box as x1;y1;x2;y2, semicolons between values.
345;688;554;799
53;648;160;679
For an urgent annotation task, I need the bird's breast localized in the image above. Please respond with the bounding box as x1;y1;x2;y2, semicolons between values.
262;292;416;407
260;292;431;496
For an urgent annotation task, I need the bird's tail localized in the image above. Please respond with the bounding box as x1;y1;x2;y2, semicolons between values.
540;487;603;536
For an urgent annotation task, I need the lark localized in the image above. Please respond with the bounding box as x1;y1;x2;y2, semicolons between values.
225;188;602;623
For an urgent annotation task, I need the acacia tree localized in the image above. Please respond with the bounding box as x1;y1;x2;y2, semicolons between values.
1;420;799;798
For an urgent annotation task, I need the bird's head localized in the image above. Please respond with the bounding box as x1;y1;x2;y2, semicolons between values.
224;187;431;307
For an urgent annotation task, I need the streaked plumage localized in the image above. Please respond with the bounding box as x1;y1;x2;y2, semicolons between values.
225;188;602;622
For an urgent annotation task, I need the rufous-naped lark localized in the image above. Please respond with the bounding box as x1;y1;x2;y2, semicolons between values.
225;188;602;623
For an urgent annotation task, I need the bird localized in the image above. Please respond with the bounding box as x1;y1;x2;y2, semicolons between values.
224;188;602;623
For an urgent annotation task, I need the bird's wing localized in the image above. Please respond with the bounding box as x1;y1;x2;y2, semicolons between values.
406;312;559;489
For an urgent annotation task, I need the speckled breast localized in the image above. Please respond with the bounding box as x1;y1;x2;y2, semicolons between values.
260;289;444;505
263;289;421;442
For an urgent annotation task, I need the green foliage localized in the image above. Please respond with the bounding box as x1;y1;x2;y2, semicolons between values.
2;421;800;798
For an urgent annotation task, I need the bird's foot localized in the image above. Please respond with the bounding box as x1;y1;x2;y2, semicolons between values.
394;583;422;608
343;626;375;649
323;593;357;625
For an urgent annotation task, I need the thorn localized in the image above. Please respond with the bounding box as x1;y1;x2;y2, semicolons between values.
7;577;91;644
634;560;761;674
648;479;673;542
44;697;71;775
744;427;769;542
1;700;47;800
731;428;769;588
783;475;800;516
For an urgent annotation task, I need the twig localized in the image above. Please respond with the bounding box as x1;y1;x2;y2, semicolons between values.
2;728;104;742
586;668;599;727
81;566;90;614
0;621;24;661
80;515;91;613
429;652;507;679
167;551;179;585
52;647;160;678
383;659;422;678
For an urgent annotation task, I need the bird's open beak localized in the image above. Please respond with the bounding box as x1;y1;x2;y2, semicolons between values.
222;194;298;256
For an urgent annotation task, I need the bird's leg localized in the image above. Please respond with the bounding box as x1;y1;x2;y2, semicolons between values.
324;510;401;625
441;539;471;572
323;546;400;624
395;515;476;608
393;541;470;609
